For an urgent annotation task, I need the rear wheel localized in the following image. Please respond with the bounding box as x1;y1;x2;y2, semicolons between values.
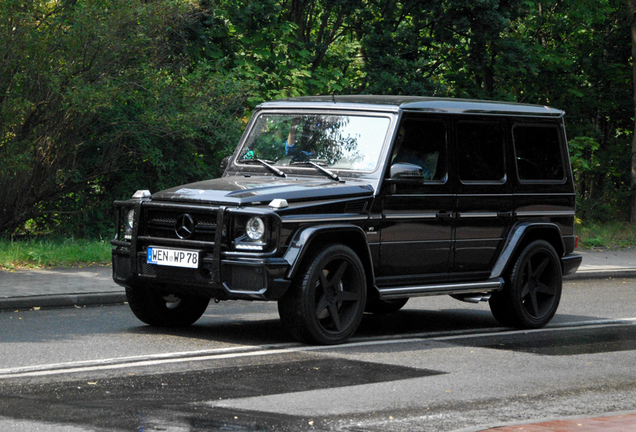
489;240;562;329
278;244;367;345
126;286;210;327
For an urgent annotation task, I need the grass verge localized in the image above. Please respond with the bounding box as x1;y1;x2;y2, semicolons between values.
0;237;111;269
576;221;636;249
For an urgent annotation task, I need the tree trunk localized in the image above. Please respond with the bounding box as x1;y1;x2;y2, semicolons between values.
629;0;636;223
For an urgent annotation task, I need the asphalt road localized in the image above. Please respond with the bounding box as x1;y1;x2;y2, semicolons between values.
0;277;635;431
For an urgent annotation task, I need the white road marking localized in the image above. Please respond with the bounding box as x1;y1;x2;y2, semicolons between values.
1;318;635;379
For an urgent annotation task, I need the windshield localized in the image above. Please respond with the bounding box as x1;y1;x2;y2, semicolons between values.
237;113;391;172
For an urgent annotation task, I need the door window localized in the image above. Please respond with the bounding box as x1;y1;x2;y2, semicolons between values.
390;119;447;182
457;121;505;183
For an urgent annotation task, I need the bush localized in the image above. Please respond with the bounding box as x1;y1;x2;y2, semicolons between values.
0;0;253;237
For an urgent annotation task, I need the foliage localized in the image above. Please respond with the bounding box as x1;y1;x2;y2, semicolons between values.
0;0;252;237
1;0;635;238
187;0;363;103
203;0;635;223
522;0;634;222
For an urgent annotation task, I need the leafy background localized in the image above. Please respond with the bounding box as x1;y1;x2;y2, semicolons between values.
1;0;634;238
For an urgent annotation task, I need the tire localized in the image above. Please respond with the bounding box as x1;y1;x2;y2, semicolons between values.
278;244;367;345
489;240;562;329
365;298;408;314
126;285;210;327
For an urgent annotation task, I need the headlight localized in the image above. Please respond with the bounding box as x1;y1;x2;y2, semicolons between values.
126;210;135;229
124;210;135;240
231;212;279;252
245;217;265;241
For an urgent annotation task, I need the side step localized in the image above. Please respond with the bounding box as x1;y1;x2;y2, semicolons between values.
377;278;504;300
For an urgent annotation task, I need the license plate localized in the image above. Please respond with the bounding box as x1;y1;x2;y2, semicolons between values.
147;247;200;269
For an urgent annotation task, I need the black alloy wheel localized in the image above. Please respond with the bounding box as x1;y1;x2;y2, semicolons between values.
489;240;562;329
278;244;367;345
126;286;210;327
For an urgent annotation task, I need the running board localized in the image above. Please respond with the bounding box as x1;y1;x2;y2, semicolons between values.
377;278;504;300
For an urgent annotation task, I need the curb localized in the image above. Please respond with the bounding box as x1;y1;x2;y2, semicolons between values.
0;292;127;311
565;269;636;280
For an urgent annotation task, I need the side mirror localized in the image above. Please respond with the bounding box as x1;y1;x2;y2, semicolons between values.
390;162;423;179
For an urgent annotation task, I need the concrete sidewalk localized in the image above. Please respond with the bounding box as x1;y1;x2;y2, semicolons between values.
0;265;124;310
1;247;635;311
571;246;636;279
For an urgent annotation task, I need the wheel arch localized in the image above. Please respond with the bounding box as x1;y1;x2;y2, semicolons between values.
490;222;565;279
283;224;376;292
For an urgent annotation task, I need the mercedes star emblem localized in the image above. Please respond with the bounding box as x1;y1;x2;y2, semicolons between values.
175;214;195;239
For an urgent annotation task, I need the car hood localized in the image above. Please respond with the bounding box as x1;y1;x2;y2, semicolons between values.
151;176;375;205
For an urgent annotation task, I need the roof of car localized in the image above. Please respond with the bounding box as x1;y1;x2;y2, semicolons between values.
258;95;564;117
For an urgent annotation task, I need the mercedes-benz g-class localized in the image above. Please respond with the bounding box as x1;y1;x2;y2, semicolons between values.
112;96;582;345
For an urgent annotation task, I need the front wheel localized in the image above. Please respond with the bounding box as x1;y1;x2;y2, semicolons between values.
126;286;210;327
278;244;367;345
489;240;562;329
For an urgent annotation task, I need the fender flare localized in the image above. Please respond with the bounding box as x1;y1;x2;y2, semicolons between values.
489;222;565;279
283;224;375;283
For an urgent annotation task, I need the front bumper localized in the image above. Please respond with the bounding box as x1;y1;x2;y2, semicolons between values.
112;246;291;300
111;199;290;301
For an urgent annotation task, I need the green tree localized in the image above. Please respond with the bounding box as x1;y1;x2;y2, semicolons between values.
520;0;633;221
189;0;363;102
352;0;446;95
2;0;634;236
0;0;252;236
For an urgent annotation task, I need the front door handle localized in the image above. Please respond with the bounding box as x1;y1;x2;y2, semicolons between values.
437;211;453;219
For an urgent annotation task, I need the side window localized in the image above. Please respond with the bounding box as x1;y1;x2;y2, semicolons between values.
513;124;565;181
391;119;447;181
457;121;505;183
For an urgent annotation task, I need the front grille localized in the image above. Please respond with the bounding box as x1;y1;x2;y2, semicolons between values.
143;208;217;242
222;265;265;291
138;258;216;284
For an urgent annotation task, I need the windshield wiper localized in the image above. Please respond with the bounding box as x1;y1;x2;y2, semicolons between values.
242;159;287;178
291;160;342;182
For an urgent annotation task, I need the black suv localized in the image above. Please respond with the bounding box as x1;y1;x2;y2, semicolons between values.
112;95;582;345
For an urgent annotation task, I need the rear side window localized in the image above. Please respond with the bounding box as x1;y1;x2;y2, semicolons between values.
457;121;505;183
513;125;565;181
